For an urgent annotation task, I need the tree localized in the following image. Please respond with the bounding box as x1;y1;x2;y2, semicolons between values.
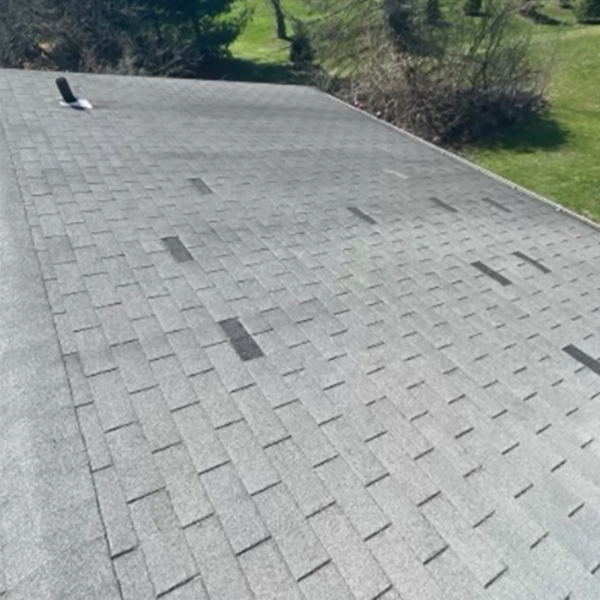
305;0;549;145
268;0;290;40
464;0;483;15
576;0;600;21
0;0;248;75
425;0;442;24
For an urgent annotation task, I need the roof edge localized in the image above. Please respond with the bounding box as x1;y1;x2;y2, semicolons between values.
322;89;600;233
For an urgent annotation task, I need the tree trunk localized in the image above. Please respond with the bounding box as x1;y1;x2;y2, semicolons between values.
269;0;289;41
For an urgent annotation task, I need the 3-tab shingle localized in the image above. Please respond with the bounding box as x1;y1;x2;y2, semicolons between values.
106;423;164;502
253;483;329;580
200;462;269;555
308;504;391;600
217;420;280;495
129;490;198;596
93;466;137;557
9;69;600;600
172;403;228;475
87;368;136;432
185;517;254;600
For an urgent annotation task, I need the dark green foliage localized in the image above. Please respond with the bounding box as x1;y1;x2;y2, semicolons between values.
464;0;483;15
0;0;248;76
425;0;442;23
289;19;314;65
383;0;431;54
576;0;600;22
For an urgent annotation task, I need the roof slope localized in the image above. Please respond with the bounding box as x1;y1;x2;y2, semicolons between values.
2;69;600;599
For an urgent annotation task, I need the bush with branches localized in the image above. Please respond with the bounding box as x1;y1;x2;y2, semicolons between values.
306;0;550;146
0;0;248;76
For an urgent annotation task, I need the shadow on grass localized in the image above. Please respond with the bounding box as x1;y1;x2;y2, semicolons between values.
473;113;570;153
520;9;568;26
205;58;311;85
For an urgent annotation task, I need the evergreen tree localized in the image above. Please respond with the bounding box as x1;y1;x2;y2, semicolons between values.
576;0;600;22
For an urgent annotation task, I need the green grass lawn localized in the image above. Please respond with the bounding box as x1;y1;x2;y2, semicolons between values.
230;0;312;63
464;10;600;222
232;1;600;221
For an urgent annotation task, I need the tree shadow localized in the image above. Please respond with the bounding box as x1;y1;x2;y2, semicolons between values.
202;58;311;85
474;113;570;153
519;9;567;26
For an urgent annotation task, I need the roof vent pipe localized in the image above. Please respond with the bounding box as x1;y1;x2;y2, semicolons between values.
56;77;93;110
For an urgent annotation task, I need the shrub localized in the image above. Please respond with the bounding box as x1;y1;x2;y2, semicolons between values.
464;0;483;15
310;0;550;146
0;0;249;75
576;0;600;22
425;0;442;24
346;49;547;145
289;19;314;66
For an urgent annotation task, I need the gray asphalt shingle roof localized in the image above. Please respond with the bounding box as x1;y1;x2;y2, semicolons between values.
2;68;600;599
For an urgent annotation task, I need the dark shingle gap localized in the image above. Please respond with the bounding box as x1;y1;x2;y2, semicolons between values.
568;503;585;518
483;197;511;212
365;472;390;487
214;418;244;431
189;177;213;194
513;251;551;274
428;196;458;212
422;544;449;565
501;442;520;455
563;344;600;377
250;480;282;497
415;446;433;460
364;523;393;543
417;490;441;508
473;510;495;529
263;434;292;450
463;465;482;478
313;454;339;469
536;423;552;435
484;567;509;589
161;236;194;263
218;317;264;362
235;535;272;557
348;207;377;224
514;483;534;499
530;532;549;549
306;500;337;519
455;426;474;439
471;261;512;286
296;559;332;583
365;430;387;443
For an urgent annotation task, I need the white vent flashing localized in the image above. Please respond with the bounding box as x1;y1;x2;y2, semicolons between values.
56;77;93;110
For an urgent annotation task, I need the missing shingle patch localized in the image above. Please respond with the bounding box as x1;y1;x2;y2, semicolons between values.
471;261;512;287
513;251;551;274
162;237;194;263
189;177;213;195
429;197;457;213
563;344;600;376
219;318;264;361
483;197;511;212
348;207;377;224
